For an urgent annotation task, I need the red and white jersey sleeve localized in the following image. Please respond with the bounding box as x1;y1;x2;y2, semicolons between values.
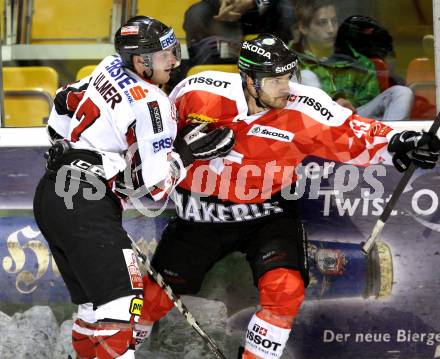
170;71;397;203
286;82;397;165
48;75;91;141
170;71;245;129
48;55;179;198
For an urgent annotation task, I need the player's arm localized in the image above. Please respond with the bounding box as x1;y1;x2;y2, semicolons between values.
169;75;228;130
334;113;440;170
132;98;234;201
306;88;440;169
47;76;91;143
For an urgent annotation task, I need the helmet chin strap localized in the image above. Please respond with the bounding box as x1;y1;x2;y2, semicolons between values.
241;73;272;111
143;68;154;81
255;93;269;109
252;78;270;110
140;54;155;81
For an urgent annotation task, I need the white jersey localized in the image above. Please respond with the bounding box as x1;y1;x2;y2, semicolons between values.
48;55;181;195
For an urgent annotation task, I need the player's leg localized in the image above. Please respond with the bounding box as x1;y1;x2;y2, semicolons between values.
242;269;304;359
69;250;146;359
137;274;174;333
35;176;97;357
35;174;147;358
139;218;232;330
71;303;96;359
357;85;414;121
241;216;309;359
72;191;147;358
72;295;148;359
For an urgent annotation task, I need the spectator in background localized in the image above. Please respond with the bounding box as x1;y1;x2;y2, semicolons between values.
290;0;336;88
334;15;406;87
293;0;414;121
183;0;296;67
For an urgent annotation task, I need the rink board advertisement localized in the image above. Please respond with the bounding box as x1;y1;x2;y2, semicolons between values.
1;146;440;358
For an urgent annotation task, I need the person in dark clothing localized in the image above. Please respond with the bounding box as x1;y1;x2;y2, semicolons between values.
333;14;405;87
183;0;296;67
293;1;413;121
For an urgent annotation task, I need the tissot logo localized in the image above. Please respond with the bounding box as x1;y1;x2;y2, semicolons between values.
247;125;294;142
246;329;281;351
253;324;268;336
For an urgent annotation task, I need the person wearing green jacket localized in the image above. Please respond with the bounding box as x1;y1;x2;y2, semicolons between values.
292;0;413;121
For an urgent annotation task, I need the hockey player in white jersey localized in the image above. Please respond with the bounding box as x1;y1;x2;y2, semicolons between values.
33;16;234;359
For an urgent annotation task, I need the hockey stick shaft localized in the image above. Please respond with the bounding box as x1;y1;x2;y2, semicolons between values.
362;113;440;254
129;236;227;359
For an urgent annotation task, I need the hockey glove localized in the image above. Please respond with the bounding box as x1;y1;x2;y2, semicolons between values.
44;139;71;171
388;130;440;172
173;123;235;167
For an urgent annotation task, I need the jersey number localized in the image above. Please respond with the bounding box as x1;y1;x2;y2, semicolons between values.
349;119;371;138
71;98;101;142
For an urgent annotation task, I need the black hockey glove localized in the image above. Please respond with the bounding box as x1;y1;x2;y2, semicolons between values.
388;130;440;172
173;123;235;167
44;139;71;171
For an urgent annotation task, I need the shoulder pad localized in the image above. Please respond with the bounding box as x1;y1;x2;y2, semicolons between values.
172;71;241;100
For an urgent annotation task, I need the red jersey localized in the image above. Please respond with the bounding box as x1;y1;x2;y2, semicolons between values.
170;70;396;205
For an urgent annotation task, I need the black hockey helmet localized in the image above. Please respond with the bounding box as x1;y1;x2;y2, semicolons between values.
114;15;181;69
238;34;299;79
334;15;393;59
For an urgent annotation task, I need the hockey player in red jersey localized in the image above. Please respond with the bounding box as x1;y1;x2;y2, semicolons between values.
137;33;440;358
33;16;234;359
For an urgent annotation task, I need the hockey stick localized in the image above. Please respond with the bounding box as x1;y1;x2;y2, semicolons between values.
362;113;440;255
128;236;227;359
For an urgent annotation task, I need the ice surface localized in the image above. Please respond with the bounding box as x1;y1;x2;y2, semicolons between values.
0;306;58;358
0;297;242;359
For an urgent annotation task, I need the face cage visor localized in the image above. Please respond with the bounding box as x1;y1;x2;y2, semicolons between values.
139;29;181;70
140;43;181;70
258;68;299;99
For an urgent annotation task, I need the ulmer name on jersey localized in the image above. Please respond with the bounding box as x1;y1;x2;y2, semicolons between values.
92;72;123;109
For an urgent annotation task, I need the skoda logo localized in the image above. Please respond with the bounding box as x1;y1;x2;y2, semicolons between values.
252;126;261;134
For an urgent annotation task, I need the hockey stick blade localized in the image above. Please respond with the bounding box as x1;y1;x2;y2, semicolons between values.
362;112;440;255
128;236;227;359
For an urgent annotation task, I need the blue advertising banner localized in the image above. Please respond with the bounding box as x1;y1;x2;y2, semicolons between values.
1;147;440;358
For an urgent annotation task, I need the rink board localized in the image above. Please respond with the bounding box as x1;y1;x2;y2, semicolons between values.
1;145;440;358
